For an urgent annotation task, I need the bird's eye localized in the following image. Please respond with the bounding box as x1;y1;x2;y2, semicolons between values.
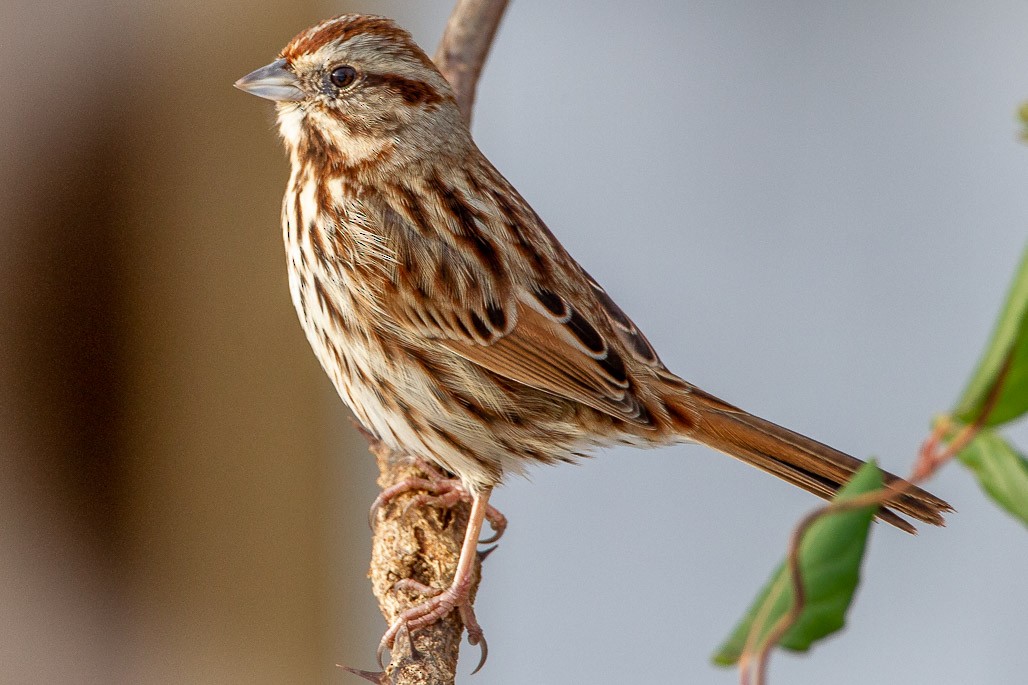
330;65;358;89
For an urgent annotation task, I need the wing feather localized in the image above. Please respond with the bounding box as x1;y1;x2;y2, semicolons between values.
443;298;647;421
370;164;660;425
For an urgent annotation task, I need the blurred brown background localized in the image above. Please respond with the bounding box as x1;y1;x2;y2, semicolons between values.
1;1;380;682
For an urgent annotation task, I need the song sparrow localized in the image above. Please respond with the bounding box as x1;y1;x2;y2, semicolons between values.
236;13;950;667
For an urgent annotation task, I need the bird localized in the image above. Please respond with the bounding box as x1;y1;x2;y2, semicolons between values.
235;13;951;669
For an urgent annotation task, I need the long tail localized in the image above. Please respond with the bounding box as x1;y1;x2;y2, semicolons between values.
665;385;952;533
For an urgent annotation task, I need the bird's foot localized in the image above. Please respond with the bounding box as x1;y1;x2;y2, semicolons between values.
377;576;488;674
369;460;507;544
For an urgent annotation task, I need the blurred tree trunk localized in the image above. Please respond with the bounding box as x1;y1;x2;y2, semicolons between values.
0;1;375;683
116;1;378;682
0;2;139;682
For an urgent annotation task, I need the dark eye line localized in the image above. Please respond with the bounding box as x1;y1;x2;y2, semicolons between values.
360;73;443;107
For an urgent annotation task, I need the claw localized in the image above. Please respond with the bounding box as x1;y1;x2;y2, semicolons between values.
470;633;488;675
376;623;412;671
406;627;423;663
478;507;506;544
458;599;489;674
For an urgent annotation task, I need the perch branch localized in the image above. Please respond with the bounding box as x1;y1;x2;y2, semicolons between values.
434;0;510;125
349;3;510;684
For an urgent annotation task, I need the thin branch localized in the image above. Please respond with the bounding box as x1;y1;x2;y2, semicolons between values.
434;0;511;125
740;428;961;685
361;3;510;684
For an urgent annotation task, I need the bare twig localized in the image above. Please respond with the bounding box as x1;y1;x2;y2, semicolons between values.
434;0;511;125
740;426;967;685
362;3;509;684
741;347;1015;685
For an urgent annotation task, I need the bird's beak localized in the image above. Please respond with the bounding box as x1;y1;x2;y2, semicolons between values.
234;59;305;102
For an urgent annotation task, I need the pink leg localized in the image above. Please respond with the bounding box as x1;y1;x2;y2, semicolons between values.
378;488;492;674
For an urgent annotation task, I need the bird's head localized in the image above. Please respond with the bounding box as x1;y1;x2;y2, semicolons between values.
235;14;467;167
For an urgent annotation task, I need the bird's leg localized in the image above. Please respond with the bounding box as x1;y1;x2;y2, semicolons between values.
378;488;492;673
369;459;506;543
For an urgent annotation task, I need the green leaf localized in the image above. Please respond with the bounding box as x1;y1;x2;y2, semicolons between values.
957;430;1028;527
712;462;883;666
953;245;1028;427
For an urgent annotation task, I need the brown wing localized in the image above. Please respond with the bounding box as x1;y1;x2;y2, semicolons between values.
444;287;647;421
372;166;666;424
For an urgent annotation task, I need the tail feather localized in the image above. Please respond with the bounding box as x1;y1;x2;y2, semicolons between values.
665;387;952;533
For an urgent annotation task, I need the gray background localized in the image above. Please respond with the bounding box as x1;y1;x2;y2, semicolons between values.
359;2;1028;683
